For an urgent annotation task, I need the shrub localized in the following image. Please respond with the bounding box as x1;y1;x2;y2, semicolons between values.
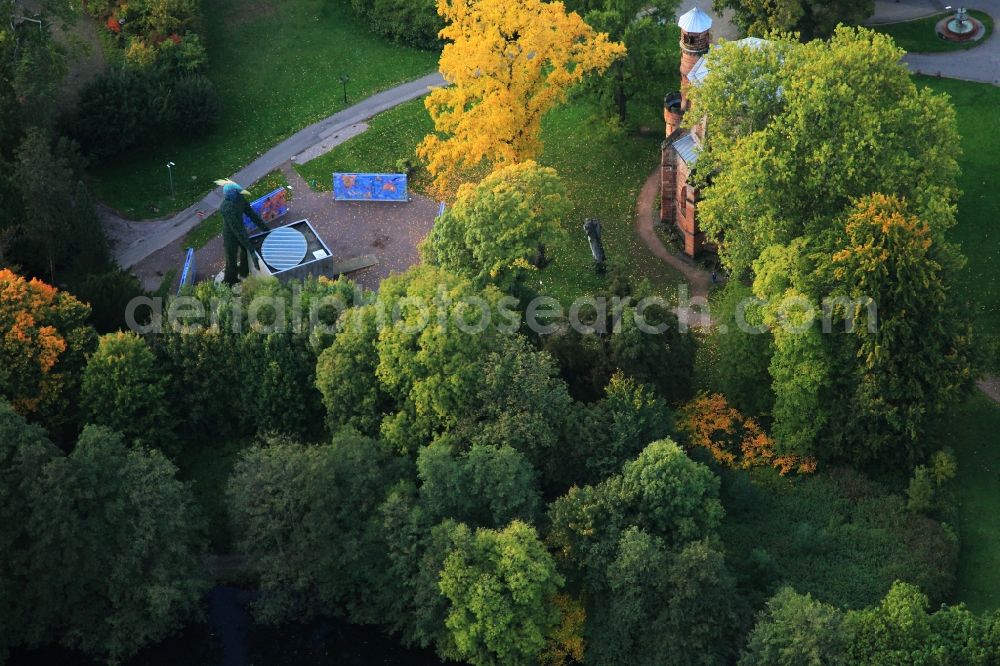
74;68;156;160
349;0;442;49
155;33;208;77
168;74;222;136
73;269;147;333
720;466;959;609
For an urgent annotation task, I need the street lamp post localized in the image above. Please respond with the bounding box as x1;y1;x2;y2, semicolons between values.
167;161;176;199
338;74;350;105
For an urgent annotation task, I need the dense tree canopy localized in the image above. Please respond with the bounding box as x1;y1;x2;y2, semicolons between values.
31;426;208;661
548;439;738;663
0;401;62;657
741;582;1000;665
690;28;960;277
417;0;625;192
685;28;973;463
81;331;174;454
227;434;407;625
0;403;207;663
417;438;543;527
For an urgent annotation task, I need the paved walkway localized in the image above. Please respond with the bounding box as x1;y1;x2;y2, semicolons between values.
866;0;942;25
866;0;1000;85
104;72;446;268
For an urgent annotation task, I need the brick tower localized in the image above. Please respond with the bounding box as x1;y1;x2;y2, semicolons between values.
665;7;712;136
661;7;713;257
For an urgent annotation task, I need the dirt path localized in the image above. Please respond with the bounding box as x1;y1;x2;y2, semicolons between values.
634;170;713;300
634;169;718;328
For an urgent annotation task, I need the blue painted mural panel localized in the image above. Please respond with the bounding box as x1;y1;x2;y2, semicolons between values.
178;247;196;295
332;173;408;202
244;187;290;230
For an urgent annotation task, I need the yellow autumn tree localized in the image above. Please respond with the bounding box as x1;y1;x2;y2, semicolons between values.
418;0;625;194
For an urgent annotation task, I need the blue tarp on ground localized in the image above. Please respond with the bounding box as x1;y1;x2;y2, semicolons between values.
244;187;290;230
332;173;408;202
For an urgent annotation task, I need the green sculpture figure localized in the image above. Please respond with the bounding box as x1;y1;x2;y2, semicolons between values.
220;182;270;285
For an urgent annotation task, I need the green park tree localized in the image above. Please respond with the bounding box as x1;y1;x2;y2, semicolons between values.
821;194;974;461
315;304;391;437
422;161;570;294
689;27;960;278
14;128;77;282
738;587;850;665
27;423;207;662
685;28;972;463
463;334;575;484
843;582;1000;664
548;439;736;663
417;438;543;527
742;582;1000;664
439;520;564;666
81;331;174;454
566;0;681;123
581;372;673;483
375;265;508;452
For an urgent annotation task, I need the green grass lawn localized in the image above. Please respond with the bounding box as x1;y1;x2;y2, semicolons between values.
916;76;1000;359
183;170;291;250
874;11;994;53
536;103;683;304
294;97;434;191
915;79;1000;613
931;394;1000;613
90;0;437;218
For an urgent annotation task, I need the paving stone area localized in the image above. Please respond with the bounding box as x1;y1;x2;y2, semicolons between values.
133;163;439;293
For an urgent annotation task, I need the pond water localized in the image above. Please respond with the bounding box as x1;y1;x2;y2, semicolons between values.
9;586;451;666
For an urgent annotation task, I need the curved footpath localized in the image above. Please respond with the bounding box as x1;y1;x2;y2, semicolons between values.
104;72;446;268
634;169;711;301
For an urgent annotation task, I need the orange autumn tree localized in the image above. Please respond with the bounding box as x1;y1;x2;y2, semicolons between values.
418;0;625;194
0;269;95;426
679;392;816;475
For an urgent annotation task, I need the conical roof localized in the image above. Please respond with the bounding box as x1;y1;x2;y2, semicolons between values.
677;7;713;33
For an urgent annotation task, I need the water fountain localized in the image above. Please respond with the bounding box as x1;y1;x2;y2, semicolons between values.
939;6;984;42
